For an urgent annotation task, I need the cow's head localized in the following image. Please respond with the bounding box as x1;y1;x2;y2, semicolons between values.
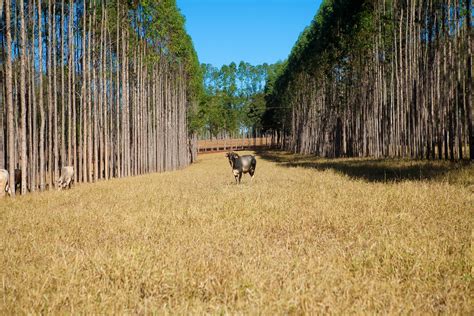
226;152;239;167
225;152;233;167
55;179;64;191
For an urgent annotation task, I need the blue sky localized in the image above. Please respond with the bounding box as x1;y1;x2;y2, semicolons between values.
176;0;322;67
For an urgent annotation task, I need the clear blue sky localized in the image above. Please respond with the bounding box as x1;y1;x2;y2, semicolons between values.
176;0;322;67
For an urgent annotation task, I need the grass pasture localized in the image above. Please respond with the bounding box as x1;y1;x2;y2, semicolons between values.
1;151;472;314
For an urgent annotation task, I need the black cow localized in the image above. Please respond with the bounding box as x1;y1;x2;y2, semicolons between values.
226;152;257;184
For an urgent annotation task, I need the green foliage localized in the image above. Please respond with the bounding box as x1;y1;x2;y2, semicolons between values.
137;0;203;100
242;93;266;130
101;0;203;133
263;0;376;133
196;61;282;137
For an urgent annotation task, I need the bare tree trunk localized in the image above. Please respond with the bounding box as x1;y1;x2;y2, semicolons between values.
52;0;58;185
0;12;5;171
115;1;121;178
466;0;473;160
87;1;93;182
19;0;27;194
47;0;53;188
71;0;77;183
121;24;127;177
30;0;37;191
92;3;98;182
81;0;87;182
102;3;109;180
60;0;66;168
5;0;15;196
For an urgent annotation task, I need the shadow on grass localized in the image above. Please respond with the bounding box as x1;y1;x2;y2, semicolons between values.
256;149;473;184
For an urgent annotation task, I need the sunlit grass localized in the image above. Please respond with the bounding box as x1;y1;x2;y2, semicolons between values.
1;151;472;313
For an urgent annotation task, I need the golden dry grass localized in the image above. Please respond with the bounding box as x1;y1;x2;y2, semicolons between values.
1;151;472;314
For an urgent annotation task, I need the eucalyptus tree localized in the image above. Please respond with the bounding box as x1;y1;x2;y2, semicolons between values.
266;0;473;160
19;0;27;194
0;0;203;195
197;61;280;140
4;0;14;195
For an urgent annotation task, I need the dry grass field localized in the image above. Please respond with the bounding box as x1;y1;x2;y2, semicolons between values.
1;151;472;314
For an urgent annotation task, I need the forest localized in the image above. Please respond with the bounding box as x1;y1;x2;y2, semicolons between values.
0;0;201;196
1;0;472;197
263;0;473;160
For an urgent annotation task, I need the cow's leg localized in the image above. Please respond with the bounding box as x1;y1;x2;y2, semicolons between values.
233;169;240;184
238;172;242;184
249;169;255;181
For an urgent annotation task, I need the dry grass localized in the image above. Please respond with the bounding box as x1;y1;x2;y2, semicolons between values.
1;151;472;314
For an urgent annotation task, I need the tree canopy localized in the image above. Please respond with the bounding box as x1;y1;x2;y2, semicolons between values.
194;61;283;139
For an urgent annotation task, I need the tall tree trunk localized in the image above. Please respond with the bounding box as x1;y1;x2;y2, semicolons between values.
47;0;53;188
0;14;5;171
19;0;27;194
466;0;473;160
87;1;93;182
81;0;87;182
5;0;15;196
71;0;77;183
30;0;37;192
52;0;59;185
115;1;121;178
60;0;66;168
102;3;109;180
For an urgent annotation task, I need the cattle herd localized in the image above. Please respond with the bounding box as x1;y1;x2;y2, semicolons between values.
0;166;75;197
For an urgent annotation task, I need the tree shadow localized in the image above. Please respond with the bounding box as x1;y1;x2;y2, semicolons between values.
256;149;473;184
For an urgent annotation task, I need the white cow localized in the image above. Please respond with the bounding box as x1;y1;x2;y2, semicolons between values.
0;169;11;197
57;166;74;190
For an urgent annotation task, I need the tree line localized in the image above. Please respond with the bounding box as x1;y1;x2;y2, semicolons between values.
0;0;202;196
193;61;282;140
264;0;472;160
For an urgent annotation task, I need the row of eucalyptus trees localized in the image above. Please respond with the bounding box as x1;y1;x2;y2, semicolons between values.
197;62;278;140
0;0;201;196
265;0;472;160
